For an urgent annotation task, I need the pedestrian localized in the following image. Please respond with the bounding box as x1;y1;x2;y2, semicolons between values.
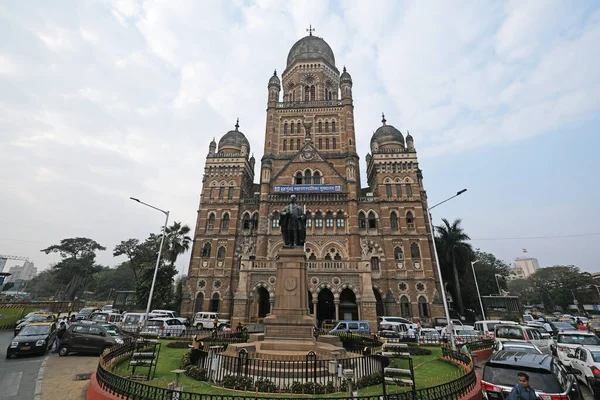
70;315;76;324
441;325;448;344
55;321;67;353
577;320;587;331
507;372;536;400
407;326;416;342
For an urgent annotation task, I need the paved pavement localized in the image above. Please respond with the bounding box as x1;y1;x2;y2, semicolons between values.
41;352;99;400
0;330;46;400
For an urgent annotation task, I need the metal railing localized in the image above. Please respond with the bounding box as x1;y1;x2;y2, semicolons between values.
95;340;481;399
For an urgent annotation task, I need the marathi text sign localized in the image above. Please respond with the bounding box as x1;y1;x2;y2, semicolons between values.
273;185;342;193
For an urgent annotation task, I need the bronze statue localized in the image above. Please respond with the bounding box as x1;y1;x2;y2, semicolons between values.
279;195;306;247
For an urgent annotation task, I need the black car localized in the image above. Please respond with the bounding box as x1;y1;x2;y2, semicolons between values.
7;322;56;358
59;323;124;356
14;314;56;337
482;351;581;399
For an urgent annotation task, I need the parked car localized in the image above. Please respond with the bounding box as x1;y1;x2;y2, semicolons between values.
192;312;229;330
150;309;188;326
142;318;187;337
474;320;518;337
568;345;600;397
452;328;480;344
328;321;371;335
522;314;534;323
588;321;600;336
482;351;582;400
6;322;56;358
14;314;56;337
494;324;554;354
120;312;162;332
90;312;122;324
101;304;113;312
493;340;543;355
59;323;124;356
378;322;408;339
75;307;99;320
378;316;416;330
555;331;600;367
419;328;440;343
15;311;48;326
549;321;578;337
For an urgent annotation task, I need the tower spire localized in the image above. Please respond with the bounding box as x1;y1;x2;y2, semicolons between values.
306;24;315;36
235;118;240;131
381;112;386;125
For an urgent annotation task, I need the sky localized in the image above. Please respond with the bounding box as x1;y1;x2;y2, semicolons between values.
1;0;599;276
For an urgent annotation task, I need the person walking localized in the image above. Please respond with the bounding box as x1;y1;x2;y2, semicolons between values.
407;326;416;342
507;372;536;400
440;325;448;344
55;321;67;353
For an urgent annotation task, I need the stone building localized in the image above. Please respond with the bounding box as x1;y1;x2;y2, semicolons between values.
181;33;444;328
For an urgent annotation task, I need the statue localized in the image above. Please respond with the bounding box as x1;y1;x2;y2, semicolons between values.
279;195;306;247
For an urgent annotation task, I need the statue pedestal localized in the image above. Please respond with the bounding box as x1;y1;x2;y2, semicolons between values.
263;247;315;340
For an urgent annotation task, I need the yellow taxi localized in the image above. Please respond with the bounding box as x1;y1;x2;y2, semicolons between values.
7;322;56;358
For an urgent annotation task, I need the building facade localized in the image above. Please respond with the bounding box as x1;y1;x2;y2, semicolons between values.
181;34;444;328
514;257;540;278
5;261;37;283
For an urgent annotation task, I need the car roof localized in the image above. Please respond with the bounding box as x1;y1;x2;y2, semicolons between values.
500;341;535;346
148;317;173;321
27;322;53;327
488;351;553;369
559;330;595;335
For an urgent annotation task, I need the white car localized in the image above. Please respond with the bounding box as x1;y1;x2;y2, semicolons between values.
192;312;229;330
419;328;440;344
493;340;542;355
473;320;518;337
378;316;417;330
555;330;600;367
453;328;480;344
150;309;188;326
494;324;554;354
569;346;600;397
143;318;187;336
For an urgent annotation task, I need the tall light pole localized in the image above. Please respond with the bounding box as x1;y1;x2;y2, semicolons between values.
471;261;486;321
130;197;169;329
427;188;467;351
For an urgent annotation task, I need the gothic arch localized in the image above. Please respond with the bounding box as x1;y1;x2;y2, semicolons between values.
269;240;285;259
319;242;347;260
404;177;415;183
210;180;218;187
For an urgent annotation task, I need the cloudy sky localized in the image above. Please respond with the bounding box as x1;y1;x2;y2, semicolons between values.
1;0;599;276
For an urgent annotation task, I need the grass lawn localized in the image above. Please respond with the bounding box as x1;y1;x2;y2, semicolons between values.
110;343;462;397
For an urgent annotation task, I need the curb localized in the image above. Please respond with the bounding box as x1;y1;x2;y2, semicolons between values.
34;354;50;400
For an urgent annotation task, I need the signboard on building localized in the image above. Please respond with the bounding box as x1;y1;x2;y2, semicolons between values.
273;185;342;194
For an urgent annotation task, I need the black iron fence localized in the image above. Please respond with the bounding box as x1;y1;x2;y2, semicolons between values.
96;340;480;400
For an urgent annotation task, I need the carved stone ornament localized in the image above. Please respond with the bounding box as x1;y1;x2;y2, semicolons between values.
284;277;297;291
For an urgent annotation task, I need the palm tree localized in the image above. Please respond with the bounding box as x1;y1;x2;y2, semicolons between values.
164;222;192;266
435;218;473;316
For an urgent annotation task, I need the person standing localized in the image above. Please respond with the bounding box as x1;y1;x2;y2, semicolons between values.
507;372;536;400
55;322;67;353
440;325;448;344
407;326;416;342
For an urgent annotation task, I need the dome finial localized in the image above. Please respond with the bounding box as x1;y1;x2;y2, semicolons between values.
273;69;277;76
382;112;387;125
343;66;347;72
306;24;315;36
235;118;240;131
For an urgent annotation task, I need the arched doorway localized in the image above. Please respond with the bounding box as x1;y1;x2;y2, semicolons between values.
195;292;204;313
401;295;412;318
257;287;270;318
308;291;314;314
339;288;358;320
373;288;384;316
317;288;335;323
210;293;220;313
418;296;430;318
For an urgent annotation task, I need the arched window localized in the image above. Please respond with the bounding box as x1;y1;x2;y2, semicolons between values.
304;170;312;185
217;246;226;259
227;186;234;200
218;187;224;199
368;211;377;229
311;85;315;100
272;212;280;228
410;243;421;259
210;293;220;313
386;184;392;197
334;253;341;260
332;138;336;149
296;139;300;150
325;253;332;260
394;247;404;260
283;139;287;151
371;257;380;271
251;213;258;229
325;211;334;228
209;187;214;198
309;253;316;260
284;123;288;135
306;212;312;228
401;296;411;317
336;211;345;227
313;171;321;184
406;211;414;228
295;172;303;185
195;292;204;313
315;211;323;228
406;184;413;197
418;296;429;318
396;184;402;197
243;214;251;229
390;212;398;230
207;213;215;230
221;214;230;231
358;212;366;229
318;138;322;149
304;86;310;101
325;138;329;150
332;121;336;132
325;121;329;133
201;242;211;258
291;122;294;134
318;121;322;133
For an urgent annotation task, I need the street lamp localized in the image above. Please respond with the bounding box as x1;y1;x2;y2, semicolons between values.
470;261;486;321
130;197;170;329
427;188;467;351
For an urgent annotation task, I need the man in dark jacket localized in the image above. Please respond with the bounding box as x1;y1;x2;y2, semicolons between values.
55;321;67;353
507;372;536;400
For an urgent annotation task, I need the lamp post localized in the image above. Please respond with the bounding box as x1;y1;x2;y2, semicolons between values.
470;261;486;321
427;188;467;351
130;197;170;329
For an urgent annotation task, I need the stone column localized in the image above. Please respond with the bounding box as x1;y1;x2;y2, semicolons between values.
312;299;318;319
231;258;251;327
334;299;340;321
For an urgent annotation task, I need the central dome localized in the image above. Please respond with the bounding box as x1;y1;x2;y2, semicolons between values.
287;35;335;67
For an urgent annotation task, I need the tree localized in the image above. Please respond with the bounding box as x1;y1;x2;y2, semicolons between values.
27;270;62;299
86;262;136;302
171;275;186;312
472;251;510;296
113;238;141;280
435;218;474;316
164;222;192;266
529;265;595;312
41;237;106;300
507;278;541;305
136;262;177;309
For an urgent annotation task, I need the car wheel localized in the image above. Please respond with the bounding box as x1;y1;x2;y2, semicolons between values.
58;345;70;356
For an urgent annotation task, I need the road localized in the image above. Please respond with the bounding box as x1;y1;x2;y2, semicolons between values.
0;330;47;400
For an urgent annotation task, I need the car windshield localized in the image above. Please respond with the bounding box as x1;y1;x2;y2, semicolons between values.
26;315;51;323
558;334;600;345
124;315;141;324
79;309;93;315
496;326;525;340
91;314;109;321
147;320;164;327
384;318;407;324
99;325;120;336
20;325;50;336
483;366;562;393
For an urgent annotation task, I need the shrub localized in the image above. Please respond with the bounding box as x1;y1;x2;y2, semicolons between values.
407;346;432;356
356;372;383;388
167;341;192;349
255;378;277;393
222;375;254;390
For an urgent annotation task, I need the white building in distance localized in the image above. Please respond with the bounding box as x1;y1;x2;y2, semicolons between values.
5;261;37;282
